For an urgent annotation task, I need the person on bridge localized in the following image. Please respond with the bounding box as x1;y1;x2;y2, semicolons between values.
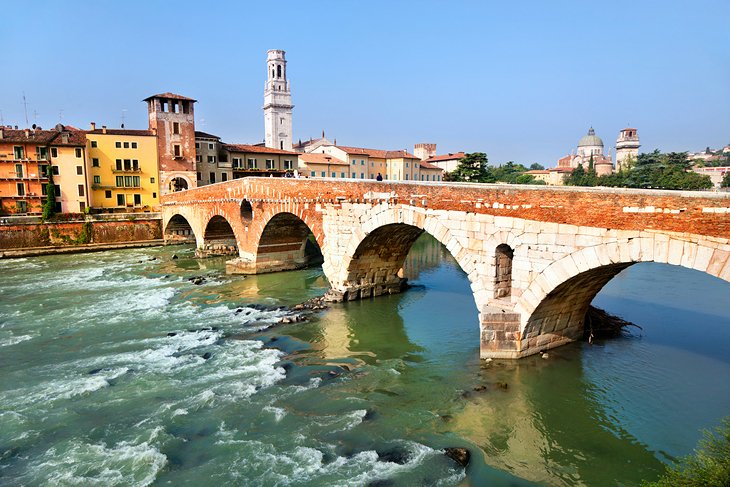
376;172;383;181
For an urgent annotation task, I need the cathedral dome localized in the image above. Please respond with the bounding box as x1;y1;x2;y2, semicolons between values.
577;127;604;147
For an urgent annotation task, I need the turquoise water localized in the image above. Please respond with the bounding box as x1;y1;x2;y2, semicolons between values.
0;235;729;486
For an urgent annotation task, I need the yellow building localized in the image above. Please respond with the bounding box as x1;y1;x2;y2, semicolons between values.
86;124;160;211
48;128;90;213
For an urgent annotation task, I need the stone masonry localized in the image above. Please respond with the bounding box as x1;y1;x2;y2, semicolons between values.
161;178;730;359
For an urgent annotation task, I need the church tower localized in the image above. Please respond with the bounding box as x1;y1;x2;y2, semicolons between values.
264;49;293;150
615;128;640;172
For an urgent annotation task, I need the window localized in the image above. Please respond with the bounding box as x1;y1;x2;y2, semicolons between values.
134;194;141;206
360;173;364;179
117;194;125;206
351;160;356;165
331;172;336;178
79;202;85;212
92;158;100;167
40;165;49;177
116;159;122;170
321;171;326;177
116;176;123;187
311;171;316;177
42;184;48;196
15;164;23;178
196;155;202;163
173;144;181;157
54;185;60;196
123;142;130;148
405;174;409;180
210;172;216;183
131;142;137;149
284;160;293;170
247;158;257;169
222;173;228;182
266;159;275;169
341;172;345;178
75;148;82;158
197;172;201;180
105;190;112;198
150;177;155;183
195;142;200;149
406;162;409;168
93;176;101;184
51;147;58;157
352;172;356;177
208;143;214;150
115;142;121;148
123;159;131;170
208;155;216;163
91;140;98;148
360;160;365;165
172;122;180;135
36;147;48;160
14;146;24;159
16;201;27;213
152;192;157;198
78;184;85;197
16;183;25;196
232;157;242;168
76;166;83;175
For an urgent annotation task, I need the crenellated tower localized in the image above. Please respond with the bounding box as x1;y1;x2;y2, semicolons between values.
615;128;640;172
263;49;294;150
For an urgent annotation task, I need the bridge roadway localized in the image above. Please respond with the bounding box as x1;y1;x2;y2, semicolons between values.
161;177;730;359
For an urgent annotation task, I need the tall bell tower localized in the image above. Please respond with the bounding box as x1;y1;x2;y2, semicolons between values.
615;128;640;172
263;49;293;150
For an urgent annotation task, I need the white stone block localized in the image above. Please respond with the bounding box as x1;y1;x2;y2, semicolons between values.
640;237;655;262
667;239;684;266
692;245;715;273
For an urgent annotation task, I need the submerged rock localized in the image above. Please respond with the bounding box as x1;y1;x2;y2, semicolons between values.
443;447;471;467
377;447;411;465
202;352;212;360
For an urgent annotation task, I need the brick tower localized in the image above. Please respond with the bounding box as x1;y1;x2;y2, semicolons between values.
144;92;197;194
615;128;640;172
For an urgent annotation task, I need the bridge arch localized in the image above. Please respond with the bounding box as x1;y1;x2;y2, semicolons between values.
326;205;512;308
251;211;323;273
164;214;196;244
198;214;239;257
513;235;730;356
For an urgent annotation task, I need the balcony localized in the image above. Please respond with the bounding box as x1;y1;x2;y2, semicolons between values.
0;171;48;180
111;165;142;173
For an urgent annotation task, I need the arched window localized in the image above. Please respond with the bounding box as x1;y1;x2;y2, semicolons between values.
494;244;513;298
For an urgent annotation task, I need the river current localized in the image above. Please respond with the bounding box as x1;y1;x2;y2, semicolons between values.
1;235;729;486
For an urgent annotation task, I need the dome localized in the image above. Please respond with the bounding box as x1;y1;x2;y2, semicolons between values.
577;127;604;147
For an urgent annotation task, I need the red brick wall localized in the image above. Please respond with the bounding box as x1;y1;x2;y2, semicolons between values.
0;219;162;249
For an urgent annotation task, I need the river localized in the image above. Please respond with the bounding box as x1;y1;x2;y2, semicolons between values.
1;234;728;486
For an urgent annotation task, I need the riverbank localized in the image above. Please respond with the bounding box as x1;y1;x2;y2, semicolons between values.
0;239;164;259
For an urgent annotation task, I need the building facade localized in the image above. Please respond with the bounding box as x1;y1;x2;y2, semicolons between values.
86;125;160;211
263;50;293;151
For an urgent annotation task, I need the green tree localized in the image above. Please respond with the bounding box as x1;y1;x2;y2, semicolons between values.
643;418;730;486
450;152;493;182
722;172;730;188
529;163;545;170
563;161;598;187
41;169;57;220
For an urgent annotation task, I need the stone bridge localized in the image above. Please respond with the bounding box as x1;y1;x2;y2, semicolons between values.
161;178;730;359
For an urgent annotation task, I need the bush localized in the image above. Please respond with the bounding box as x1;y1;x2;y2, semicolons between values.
643;417;730;486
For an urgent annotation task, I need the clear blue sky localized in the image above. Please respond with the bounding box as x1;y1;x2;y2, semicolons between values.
2;1;728;166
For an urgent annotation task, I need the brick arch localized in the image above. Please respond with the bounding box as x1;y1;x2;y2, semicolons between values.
162;206;207;247
163;213;197;244
196;209;246;257
329;205;489;308
228;204;325;274
513;235;730;356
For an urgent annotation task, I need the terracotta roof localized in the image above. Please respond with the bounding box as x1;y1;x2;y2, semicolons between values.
299;153;349;166
143;92;197;102
419;161;444;171
87;128;155;136
423;152;466;163
195;131;221;140
224;144;300;155
526;170;550;174
0;126;86;146
336;145;419;159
